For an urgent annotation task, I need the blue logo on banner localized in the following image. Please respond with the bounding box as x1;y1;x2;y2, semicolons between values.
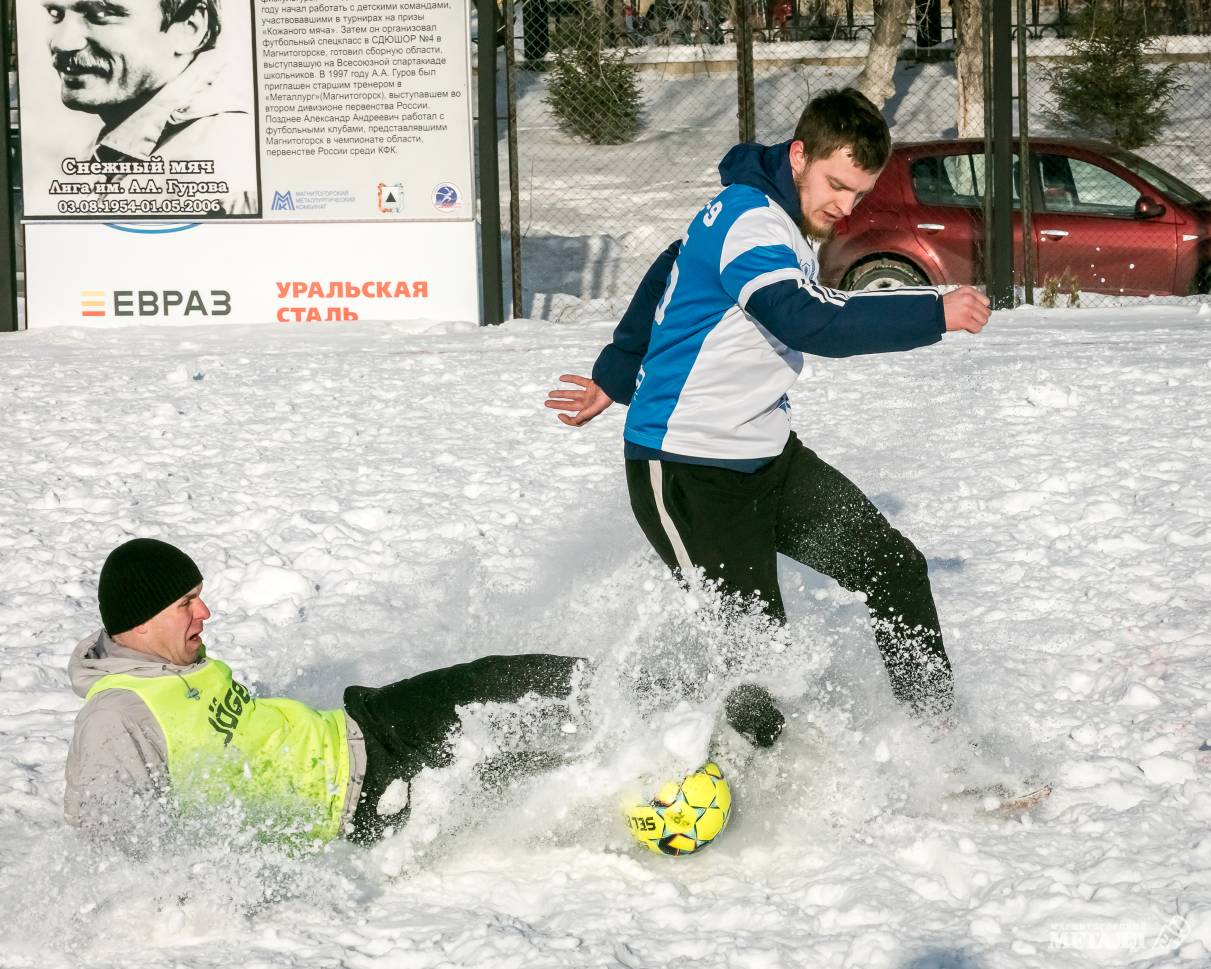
433;184;459;211
272;191;295;211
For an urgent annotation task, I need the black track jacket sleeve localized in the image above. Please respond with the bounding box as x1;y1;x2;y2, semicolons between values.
590;240;681;405
743;278;947;358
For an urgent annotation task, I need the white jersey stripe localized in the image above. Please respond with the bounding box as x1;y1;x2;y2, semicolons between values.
718;204;789;271
848;286;941;298
649;462;695;575
738;267;805;309
806;280;848;307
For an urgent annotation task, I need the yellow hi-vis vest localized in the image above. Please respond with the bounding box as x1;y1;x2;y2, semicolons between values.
86;659;349;842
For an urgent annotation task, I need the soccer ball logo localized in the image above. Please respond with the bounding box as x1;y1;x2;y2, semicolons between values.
623;761;732;856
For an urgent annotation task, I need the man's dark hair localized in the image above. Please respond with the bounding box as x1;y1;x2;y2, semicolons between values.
792;88;891;172
161;0;222;54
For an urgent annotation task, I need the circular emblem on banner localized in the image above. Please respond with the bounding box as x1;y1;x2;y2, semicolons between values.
433;183;461;211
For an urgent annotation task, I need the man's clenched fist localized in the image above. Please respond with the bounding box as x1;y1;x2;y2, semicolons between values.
942;287;992;334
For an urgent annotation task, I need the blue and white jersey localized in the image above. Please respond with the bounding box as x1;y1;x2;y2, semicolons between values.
594;141;946;468
625;185;813;461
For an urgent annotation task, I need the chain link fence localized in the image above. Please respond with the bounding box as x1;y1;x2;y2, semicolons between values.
1019;0;1211;305
488;0;1211;318
493;0;746;320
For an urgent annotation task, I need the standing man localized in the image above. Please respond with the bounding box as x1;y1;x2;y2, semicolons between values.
546;89;990;745
42;0;258;214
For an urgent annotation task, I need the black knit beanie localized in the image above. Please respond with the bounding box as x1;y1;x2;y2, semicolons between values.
98;538;204;635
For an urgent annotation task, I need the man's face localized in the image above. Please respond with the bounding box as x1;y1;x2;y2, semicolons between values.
125;583;211;665
43;0;188;115
791;143;882;242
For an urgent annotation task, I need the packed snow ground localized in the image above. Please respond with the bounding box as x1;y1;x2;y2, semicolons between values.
1;305;1210;968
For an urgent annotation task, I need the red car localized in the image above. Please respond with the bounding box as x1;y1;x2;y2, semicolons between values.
818;137;1211;298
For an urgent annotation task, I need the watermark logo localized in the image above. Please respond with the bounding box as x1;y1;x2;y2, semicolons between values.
433;182;461;211
271;190;296;211
1049;916;1189;952
377;183;404;213
1155;915;1192;949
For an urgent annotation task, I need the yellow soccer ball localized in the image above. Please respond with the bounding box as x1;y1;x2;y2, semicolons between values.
623;761;733;856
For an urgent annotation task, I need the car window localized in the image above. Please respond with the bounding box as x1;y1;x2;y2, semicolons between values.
910;154;1019;208
1038;155;1139;216
1108;149;1208;205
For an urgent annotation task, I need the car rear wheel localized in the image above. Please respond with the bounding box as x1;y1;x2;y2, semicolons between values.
843;258;929;292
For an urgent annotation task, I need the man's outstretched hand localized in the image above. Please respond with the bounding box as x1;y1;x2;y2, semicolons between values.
546;374;614;427
943;286;992;334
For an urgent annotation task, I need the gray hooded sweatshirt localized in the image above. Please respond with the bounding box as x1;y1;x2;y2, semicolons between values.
65;629;366;831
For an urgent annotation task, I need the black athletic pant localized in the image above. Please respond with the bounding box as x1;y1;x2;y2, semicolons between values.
343;653;584;842
625;433;954;718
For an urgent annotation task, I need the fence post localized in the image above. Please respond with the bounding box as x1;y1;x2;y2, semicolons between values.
504;0;522;319
476;0;505;325
735;0;756;143
981;0;993;295
987;0;1015;309
1016;0;1033;305
0;6;18;333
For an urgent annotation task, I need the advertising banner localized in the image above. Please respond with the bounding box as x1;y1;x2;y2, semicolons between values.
25;220;479;326
14;0;477;325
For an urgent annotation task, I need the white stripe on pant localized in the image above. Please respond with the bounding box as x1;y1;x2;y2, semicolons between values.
648;460;695;575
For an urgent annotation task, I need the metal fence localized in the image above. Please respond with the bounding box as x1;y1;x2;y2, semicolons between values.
494;0;752;320
1017;0;1211;305
490;0;1211;318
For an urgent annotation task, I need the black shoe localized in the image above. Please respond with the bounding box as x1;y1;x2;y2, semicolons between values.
724;683;785;748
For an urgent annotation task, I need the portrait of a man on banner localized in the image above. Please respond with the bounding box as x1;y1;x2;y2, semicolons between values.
21;0;260;217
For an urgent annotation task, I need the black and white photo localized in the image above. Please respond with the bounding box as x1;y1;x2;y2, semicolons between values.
19;0;260;217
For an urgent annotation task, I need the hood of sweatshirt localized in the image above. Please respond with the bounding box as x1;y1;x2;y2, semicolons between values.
718;140;802;227
68;628;209;698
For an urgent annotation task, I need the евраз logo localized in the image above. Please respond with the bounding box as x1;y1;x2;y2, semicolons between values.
90;290;234;317
80;290;106;317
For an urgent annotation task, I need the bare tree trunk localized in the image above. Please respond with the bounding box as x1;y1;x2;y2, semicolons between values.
590;0;623;32
954;0;983;138
853;0;913;109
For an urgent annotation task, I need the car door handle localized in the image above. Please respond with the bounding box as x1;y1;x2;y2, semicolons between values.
917;223;945;232
1040;229;1069;239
